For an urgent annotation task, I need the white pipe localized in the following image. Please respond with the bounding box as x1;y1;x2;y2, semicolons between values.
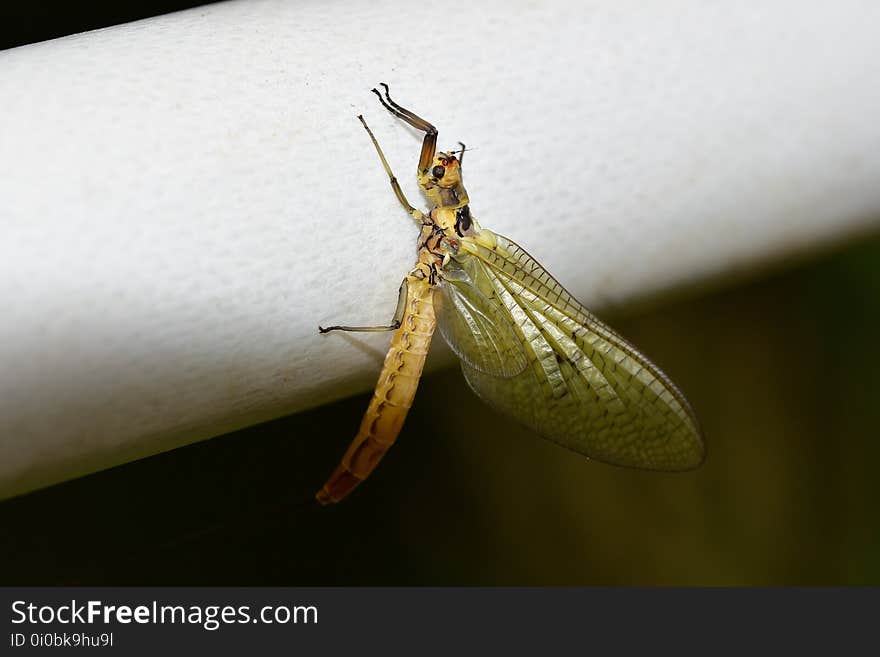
1;0;879;499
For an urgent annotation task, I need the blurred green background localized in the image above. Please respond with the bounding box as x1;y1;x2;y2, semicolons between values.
2;233;879;585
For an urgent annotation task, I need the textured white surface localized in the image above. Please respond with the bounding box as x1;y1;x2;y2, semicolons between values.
1;0;879;499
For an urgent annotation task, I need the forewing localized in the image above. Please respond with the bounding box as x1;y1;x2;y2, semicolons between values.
435;255;529;378
449;230;704;471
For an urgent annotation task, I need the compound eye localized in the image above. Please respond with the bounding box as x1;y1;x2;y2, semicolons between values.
432;165;446;179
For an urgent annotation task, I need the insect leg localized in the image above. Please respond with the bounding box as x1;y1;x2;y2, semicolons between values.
318;278;409;334
318;324;398;333
316;277;437;504
357;115;426;226
372;83;437;174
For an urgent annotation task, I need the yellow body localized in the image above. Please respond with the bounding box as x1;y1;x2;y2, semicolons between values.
316;276;436;504
316;85;704;504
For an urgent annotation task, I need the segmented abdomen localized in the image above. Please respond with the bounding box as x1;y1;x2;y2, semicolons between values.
316;276;436;504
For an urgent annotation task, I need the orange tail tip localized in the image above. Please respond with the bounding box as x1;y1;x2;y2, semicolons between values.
315;466;363;505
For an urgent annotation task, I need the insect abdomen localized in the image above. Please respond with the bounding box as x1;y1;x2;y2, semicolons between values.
316;277;436;504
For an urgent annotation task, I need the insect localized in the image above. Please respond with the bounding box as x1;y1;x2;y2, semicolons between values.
316;84;704;504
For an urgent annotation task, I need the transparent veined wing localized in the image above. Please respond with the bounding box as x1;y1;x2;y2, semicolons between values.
438;229;705;471
435;253;529;378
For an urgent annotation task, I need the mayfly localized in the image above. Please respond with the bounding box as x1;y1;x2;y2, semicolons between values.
316;84;704;504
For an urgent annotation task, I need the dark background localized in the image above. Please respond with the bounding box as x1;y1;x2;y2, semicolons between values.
2;3;879;586
0;2;210;51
